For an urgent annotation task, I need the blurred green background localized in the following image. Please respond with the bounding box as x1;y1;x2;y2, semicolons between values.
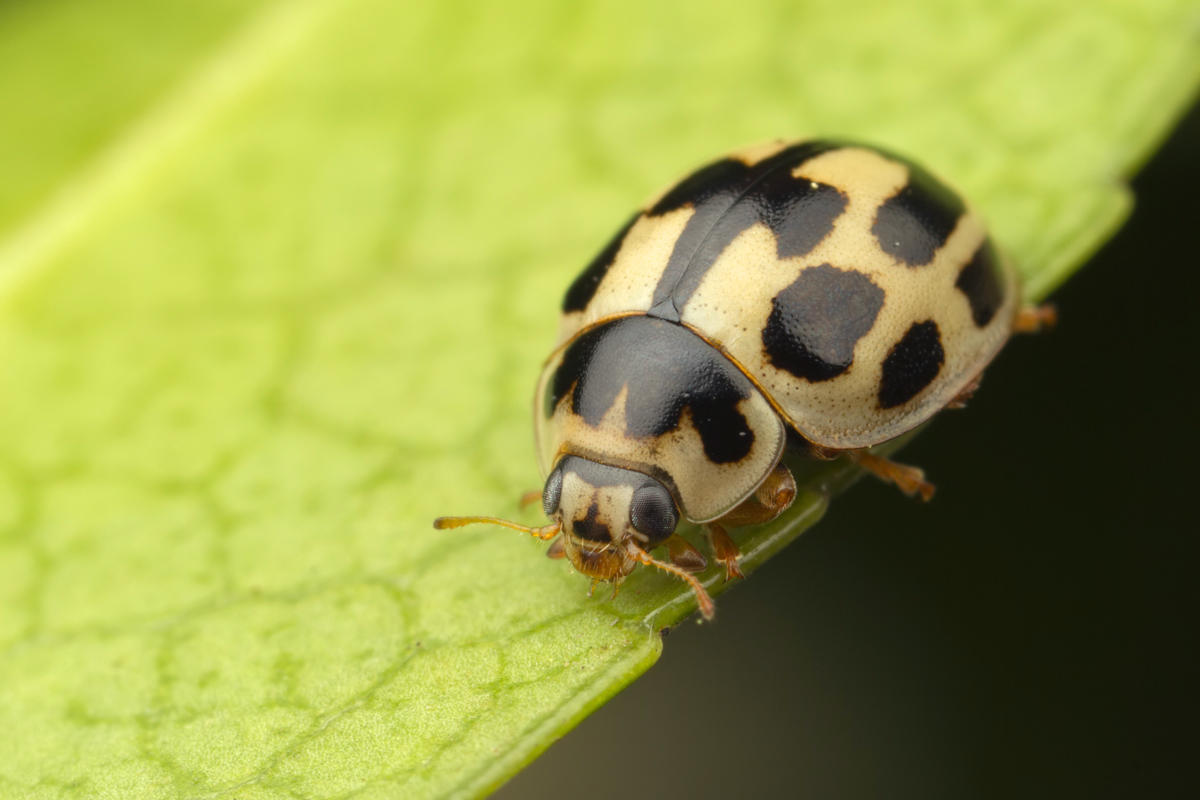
500;102;1200;799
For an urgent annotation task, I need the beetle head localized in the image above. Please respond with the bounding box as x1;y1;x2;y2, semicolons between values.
434;454;713;617
540;456;680;583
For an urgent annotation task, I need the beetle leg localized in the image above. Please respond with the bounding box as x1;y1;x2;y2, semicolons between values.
1013;303;1057;333
946;373;983;410
848;451;936;501
707;522;744;582
518;489;542;510
665;533;707;573
625;543;715;620
718;461;798;527
701;461;797;582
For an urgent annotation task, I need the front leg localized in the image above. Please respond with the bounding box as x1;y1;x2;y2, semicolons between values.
706;523;744;582
707;461;798;581
665;533;707;573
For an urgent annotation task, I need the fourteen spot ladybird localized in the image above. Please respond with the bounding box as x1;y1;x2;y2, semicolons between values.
435;140;1054;619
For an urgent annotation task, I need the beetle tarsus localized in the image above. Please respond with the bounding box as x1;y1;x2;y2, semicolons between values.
707;523;745;582
850;451;936;502
1013;303;1057;333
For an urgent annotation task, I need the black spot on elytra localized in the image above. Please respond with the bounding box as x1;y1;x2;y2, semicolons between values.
872;160;966;267
879;321;945;409
562;213;640;313
646;141;848;319
762;264;885;382
955;239;1006;327
572;501;612;542
649;158;754;217
546;316;757;464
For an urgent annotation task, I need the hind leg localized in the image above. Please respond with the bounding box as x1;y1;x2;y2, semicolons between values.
847;450;936;502
1013;304;1057;333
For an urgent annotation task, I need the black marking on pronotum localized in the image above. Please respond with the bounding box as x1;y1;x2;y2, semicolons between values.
955;239;1005;327
649;158;753;217
557;455;665;491
546;316;757;464
571;501;612;542
562;213;640;313
879;321;946;409
872;159;966;267
762;264;885;382
645;141;846;321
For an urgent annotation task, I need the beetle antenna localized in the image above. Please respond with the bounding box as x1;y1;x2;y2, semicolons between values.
433;516;561;541
625;543;715;620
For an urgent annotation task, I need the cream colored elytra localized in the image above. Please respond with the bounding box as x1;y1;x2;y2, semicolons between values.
550;143;1018;455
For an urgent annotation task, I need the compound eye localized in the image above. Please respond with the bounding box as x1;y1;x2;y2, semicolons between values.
542;466;564;517
629;484;679;543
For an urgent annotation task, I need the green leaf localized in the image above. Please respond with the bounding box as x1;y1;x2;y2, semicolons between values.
0;0;275;238
0;1;1196;797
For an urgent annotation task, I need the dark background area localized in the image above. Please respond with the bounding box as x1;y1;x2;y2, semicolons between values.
498;102;1199;799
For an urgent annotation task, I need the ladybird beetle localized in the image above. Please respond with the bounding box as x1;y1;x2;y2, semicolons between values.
436;140;1054;619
